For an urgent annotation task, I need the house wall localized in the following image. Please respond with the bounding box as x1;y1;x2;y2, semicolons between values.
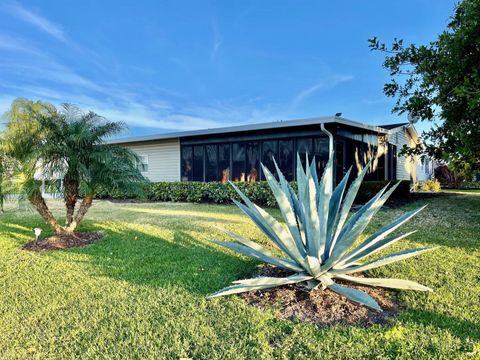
122;139;180;181
388;127;417;182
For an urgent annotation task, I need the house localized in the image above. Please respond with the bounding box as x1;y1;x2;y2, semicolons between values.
110;116;425;184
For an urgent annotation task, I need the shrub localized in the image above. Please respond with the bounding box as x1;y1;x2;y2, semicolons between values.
208;157;434;310
357;180;411;203
95;179;411;207
413;179;441;192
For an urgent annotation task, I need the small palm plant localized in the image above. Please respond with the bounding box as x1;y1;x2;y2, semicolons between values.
209;155;435;311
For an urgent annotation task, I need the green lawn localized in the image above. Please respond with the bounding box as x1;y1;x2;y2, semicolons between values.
0;193;479;359
442;188;480;194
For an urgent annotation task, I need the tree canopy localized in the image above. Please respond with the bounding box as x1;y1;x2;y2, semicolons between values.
369;0;480;174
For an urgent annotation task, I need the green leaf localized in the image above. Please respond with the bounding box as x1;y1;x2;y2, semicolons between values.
334;274;432;291
273;158;306;242
316;155;334;259
261;165;306;256
323;182;392;269
336;231;417;269
325;167;351;255
333;247;438;274
336;206;426;266
208;273;312;298
232;199;307;267
329;161;371;255
303;169;321;259
328;282;382;311
233;273;312;285
212;239;303;272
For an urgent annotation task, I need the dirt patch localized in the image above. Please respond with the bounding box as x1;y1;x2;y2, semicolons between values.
240;265;401;327
23;231;104;251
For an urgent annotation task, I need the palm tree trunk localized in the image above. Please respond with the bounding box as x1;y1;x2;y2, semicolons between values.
65;195;93;233
29;192;63;233
64;178;78;227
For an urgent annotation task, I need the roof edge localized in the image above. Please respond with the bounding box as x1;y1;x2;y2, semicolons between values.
108;115;391;145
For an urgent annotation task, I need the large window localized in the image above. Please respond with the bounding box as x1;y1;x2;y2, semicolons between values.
218;144;230;182
278;140;294;181
205;144;218;181
262;140;277;178
232;143;246;181
335;141;345;184
193;145;204;181
297;138;313;171
314;137;329;175
181;134;341;183
246;142;259;182
181;147;193;181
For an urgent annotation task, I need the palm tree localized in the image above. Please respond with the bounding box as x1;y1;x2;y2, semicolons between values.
0;151;5;213
2;98;145;235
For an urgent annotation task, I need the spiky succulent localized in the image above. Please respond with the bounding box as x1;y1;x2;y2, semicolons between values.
209;155;436;311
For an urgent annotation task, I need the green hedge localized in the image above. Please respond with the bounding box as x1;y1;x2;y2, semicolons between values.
443;181;480;190
95;180;411;207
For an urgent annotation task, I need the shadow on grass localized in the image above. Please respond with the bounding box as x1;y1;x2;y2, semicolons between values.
401;309;480;341
60;221;257;296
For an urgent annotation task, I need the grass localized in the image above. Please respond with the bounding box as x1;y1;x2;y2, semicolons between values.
0;193;479;359
442;188;480;194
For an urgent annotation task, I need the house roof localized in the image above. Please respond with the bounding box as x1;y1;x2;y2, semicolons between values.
108;116;397;145
380;122;408;130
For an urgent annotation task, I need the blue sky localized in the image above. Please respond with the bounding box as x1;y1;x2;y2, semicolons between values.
0;0;456;137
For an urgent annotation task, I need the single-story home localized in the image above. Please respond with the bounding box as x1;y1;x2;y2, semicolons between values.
110;115;432;184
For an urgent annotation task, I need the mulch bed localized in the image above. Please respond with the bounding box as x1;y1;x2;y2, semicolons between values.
240;265;401;327
23;231;104;251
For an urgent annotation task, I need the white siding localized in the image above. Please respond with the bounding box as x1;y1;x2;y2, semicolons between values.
123;139;180;182
416;156;435;181
389;127;417;181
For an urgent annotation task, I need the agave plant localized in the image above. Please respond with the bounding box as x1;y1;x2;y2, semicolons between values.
208;155;436;311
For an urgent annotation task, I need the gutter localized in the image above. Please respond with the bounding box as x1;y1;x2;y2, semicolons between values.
320;123;334;191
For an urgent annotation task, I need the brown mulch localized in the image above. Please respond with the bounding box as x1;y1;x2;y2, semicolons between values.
23;231;104;251
240;265;401;327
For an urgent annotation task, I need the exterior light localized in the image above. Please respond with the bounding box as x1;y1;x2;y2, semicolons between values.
33;227;42;241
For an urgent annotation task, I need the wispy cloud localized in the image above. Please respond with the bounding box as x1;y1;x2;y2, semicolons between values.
2;1;67;43
291;75;354;109
0;4;283;135
211;19;223;61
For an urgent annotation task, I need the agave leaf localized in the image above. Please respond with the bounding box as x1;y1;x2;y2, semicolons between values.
325;167;352;255
335;274;432;291
207;284;276;298
336;206;426;266
296;153;308;205
336;231;417;268
323;182;393;269
273;158;306;243
333;247;437;274
261;165;306;255
229;181;306;261
211;238;303;272
329;161;371;255
208;273;312;298
306;255;322;277
303;170;322;259
233;273;312;285
316;155;334;259
336;231;418;269
232;199;308;268
328;282;382;311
